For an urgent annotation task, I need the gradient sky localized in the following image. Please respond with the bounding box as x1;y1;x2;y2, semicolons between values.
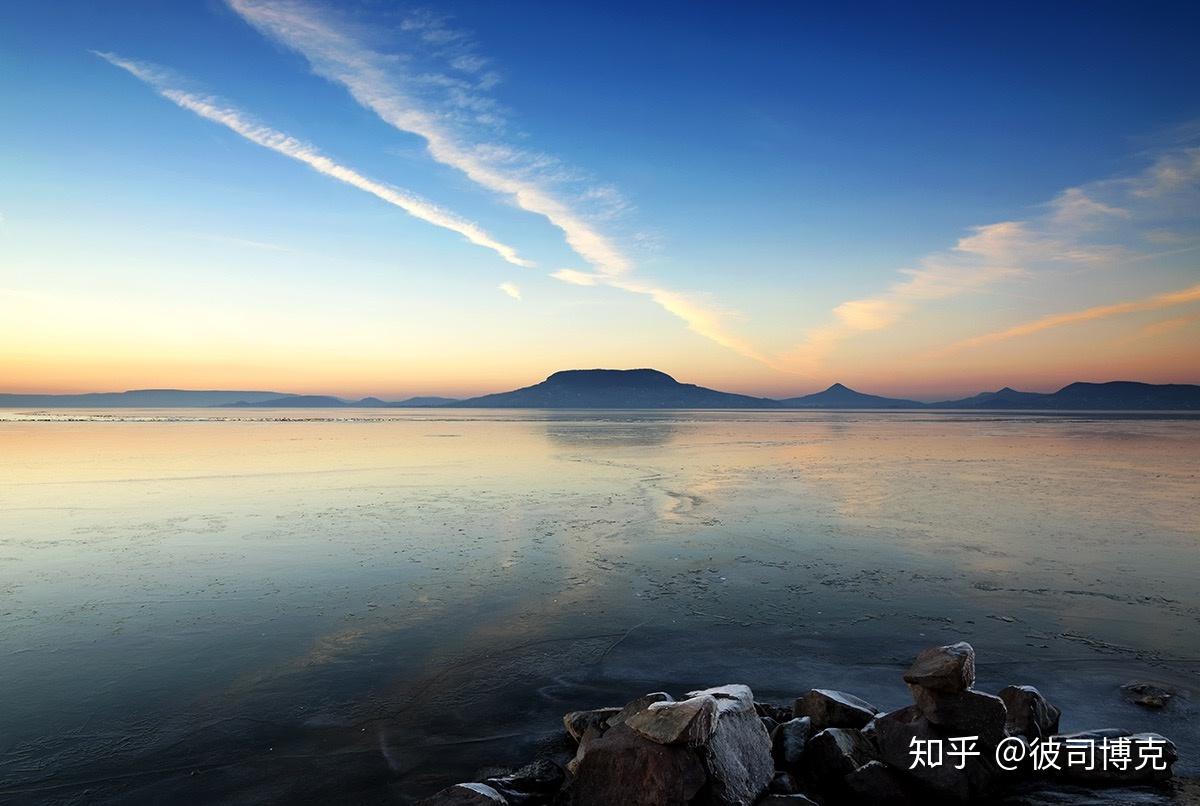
2;1;1198;400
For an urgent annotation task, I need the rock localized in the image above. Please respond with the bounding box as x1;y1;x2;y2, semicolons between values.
482;759;564;805
1121;681;1175;709
565;723;706;806
755;702;793;722
767;770;800;794
999;685;1060;739
687;684;755;713
607;692;674;728
687;685;775;806
416;782;509;805
770;717;812;771
870;705;1000;803
909;688;1007;747
793;689;878;731
566;725;605;776
760;716;779;735
903;642;976;693
805;728;879;782
758;796;818;805
568;685;773;806
563;708;620;743
627;694;718;747
1050;729;1177;785
844;760;915;805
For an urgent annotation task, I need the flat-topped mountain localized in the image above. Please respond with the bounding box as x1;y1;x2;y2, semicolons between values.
778;382;923;409
450;368;780;409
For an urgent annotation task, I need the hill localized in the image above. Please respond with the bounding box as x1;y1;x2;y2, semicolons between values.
224;395;347;408
930;381;1200;410
449;369;779;408
777;383;923;409
388;396;460;407
0;389;291;408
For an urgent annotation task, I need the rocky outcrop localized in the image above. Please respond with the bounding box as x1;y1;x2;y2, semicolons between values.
792;689;877;732
903;641;975;692
418;641;1178;805
999;685;1060;739
416;782;510;805
769;717;811;771
686;685;775;805
563;707;620;742
627;695;719;747
566;723;708;805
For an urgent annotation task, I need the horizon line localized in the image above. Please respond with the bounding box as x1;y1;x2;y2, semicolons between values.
2;370;1199;406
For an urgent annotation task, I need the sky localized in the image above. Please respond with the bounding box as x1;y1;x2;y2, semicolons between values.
1;1;1198;400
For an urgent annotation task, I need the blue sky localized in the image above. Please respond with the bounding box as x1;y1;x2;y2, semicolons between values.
1;1;1198;398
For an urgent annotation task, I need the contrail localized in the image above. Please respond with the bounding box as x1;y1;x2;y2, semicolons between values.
96;51;533;269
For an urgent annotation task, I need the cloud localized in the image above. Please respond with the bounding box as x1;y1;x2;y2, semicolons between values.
226;0;629;277
784;145;1200;373
1049;187;1129;227
498;281;521;301
1132;147;1200;198
96;51;533;269
942;283;1200;352
1130;313;1199;340
550;269;602;286
226;0;771;364
607;277;774;365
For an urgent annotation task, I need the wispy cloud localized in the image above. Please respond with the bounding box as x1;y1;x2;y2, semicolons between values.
497;281;521;301
96;51;533;269
784;145;1200;373
224;1;770;364
226;0;628;277
184;232;294;252
941;283;1200;352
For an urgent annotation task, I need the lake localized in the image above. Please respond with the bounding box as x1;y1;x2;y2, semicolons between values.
1;409;1197;803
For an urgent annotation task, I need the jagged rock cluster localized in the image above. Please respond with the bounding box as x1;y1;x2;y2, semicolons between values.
417;642;1178;805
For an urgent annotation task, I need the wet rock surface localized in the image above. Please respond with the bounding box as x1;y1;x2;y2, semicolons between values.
418;641;1181;805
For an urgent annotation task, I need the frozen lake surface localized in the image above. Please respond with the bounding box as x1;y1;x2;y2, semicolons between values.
1;409;1197;803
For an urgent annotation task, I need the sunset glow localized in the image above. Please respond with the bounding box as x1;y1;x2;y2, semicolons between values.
2;2;1197;399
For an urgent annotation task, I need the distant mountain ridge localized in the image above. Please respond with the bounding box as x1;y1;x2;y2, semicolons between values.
0;389;291;408
928;381;1200;410
3;375;1198;410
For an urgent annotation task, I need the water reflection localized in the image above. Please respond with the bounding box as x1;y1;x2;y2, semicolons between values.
542;419;681;448
1;410;1198;803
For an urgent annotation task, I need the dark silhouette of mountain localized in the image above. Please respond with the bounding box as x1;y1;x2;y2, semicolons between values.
3;376;1197;410
388;396;460;407
931;381;1200;410
450;369;780;408
929;386;1047;408
0;389;292;408
225;395;347;408
777;382;923;409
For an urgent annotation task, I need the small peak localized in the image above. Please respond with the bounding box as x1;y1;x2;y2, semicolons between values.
826;382;851;392
997;386;1018;394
